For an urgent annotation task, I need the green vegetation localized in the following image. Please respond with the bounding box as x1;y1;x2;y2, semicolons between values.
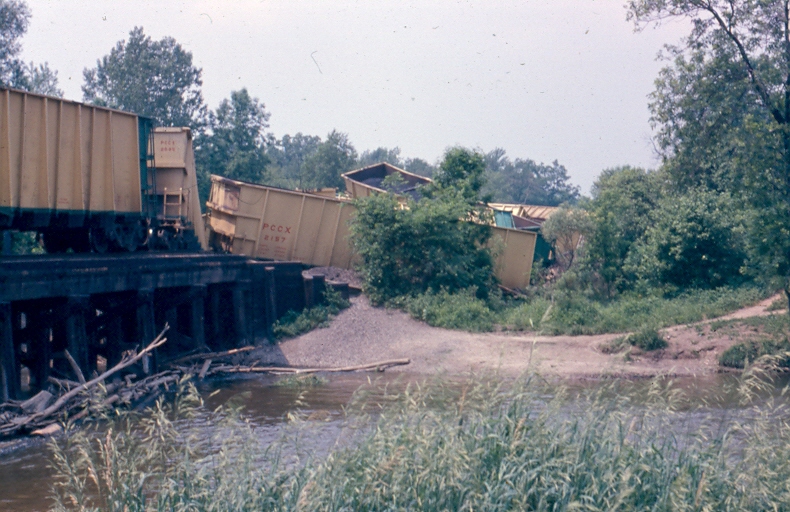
272;287;350;340
712;314;790;369
351;147;497;305
401;289;497;332
50;370;790;511
628;327;668;351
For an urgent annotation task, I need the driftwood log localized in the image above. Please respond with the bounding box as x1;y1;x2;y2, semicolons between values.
0;325;411;438
0;326;169;437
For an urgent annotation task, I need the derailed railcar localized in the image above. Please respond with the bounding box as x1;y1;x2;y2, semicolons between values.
0;87;204;252
206;174;537;289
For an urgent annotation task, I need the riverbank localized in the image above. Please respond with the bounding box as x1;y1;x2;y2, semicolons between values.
251;294;785;378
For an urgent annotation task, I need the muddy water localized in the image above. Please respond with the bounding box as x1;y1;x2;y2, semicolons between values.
0;372;787;511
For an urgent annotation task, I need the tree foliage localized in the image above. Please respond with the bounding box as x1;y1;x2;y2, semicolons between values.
265;133;322;189
541;205;594;271
358;146;403;169
582;167;663;295
195;89;271;201
351;148;496;304
430;147;488;203
0;0;29;87
0;0;61;96
482;148;579;206
627;188;747;291
628;0;790;297
83;27;206;129
300;130;358;189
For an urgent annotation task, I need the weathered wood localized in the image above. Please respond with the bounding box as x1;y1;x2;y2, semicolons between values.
304;275;315;308
264;267;277;341
65;296;90;378
190;285;207;351
212;358;411;376
63;349;86;384
20;390;53;414
168;345;256;365
312;275;326;305
137;290;156;375
233;280;251;347
27;325;168;424
0;302;19;402
199;359;211;380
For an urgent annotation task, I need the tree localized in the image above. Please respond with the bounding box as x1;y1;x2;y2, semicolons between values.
482;148;580;206
582;166;663;296
0;0;61;96
541;205;594;271
0;0;28;87
83;27;206;129
22;62;61;96
196;89;271;201
403;157;437;178
300;130;358;189
358;146;404;168
265;133;322;188
431;147;488;203
627;189;747;291
628;0;790;300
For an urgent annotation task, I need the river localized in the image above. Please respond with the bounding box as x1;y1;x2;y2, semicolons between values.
0;371;786;511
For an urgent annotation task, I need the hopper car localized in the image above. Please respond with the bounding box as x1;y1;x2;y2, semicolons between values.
0;87;205;253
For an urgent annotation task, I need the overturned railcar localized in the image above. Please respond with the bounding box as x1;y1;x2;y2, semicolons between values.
206;173;537;289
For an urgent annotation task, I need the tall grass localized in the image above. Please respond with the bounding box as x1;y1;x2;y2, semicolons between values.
50;362;790;511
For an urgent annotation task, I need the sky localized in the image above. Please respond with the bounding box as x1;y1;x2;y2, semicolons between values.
21;1;690;195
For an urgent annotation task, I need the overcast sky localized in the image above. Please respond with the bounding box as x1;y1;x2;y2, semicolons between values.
21;1;689;195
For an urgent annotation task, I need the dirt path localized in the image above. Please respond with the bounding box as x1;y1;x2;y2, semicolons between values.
254;295;784;379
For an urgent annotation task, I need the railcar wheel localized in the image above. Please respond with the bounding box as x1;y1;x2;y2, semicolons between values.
111;223;137;252
89;226;110;253
69;229;91;253
42;231;69;253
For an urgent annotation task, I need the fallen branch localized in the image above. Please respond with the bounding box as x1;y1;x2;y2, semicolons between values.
63;349;86;384
211;359;411;376
168;345;257;365
27;325;169;425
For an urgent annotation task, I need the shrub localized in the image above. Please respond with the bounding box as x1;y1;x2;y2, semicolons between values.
403;289;496;332
503;297;551;331
627;189;748;290
272;287;350;340
544;293;602;334
719;338;790;369
350;148;497;304
628;327;667;351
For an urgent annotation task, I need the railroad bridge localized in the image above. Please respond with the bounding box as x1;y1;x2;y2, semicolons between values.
0;253;332;401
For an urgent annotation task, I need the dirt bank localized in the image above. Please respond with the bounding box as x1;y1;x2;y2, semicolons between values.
251;295;784;379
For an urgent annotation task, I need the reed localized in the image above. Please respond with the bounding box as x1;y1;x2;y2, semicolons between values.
49;363;790;511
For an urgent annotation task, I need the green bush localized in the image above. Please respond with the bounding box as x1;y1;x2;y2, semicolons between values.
628;327;668;351
272;287;350;340
350;147;497;305
719;338;790;369
502;297;551;331
543;293;602;335
627;189;747;290
542;285;766;335
403;289;496;332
